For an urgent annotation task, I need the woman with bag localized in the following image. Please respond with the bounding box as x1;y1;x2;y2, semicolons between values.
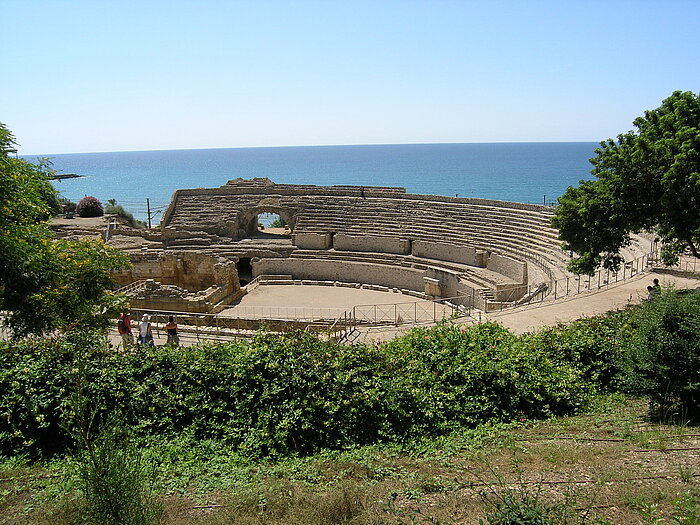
138;314;155;346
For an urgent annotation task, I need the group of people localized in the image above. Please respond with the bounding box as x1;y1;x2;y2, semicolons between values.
117;312;179;349
646;278;661;301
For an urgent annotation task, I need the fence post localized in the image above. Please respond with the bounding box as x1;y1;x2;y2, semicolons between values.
553;279;557;300
597;269;601;289
577;275;581;294
566;276;569;296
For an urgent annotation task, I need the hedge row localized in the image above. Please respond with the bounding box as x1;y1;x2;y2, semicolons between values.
0;320;622;459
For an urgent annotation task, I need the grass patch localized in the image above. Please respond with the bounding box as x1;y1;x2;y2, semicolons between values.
4;396;700;524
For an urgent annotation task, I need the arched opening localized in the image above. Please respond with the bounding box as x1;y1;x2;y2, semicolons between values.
236;257;253;285
235;207;295;239
257;212;289;236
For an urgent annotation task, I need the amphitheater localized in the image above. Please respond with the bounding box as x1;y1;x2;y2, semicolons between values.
99;177;654;340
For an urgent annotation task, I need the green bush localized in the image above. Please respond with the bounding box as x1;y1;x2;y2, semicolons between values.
105;204;143;228
76;196;104;217
60;198;77;213
381;322;593;434
521;311;635;392
0;323;600;460
270;216;287;228
624;288;700;422
73;419;163;525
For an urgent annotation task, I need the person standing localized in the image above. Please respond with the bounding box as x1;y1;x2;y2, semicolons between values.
117;312;134;349
139;314;155;346
164;315;179;346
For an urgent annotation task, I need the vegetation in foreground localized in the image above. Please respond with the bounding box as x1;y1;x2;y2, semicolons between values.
1;287;699;523
0;122;129;338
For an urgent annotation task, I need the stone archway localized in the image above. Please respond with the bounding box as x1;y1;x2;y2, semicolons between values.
234;199;297;239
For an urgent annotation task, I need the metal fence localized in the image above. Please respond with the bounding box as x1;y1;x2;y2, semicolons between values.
219;305;347;321
351;296;470;325
651;255;700;275
488;253;651;311
123;293;473;344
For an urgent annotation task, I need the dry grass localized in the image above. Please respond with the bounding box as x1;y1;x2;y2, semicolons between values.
3;398;700;524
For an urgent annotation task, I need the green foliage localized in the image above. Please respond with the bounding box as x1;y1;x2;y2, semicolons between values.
270;216;287;228
76;195;104;217
522;311;635;392
622;288;700;422
74;433;163;525
0;121;17;154
0;323;599;460
66;378;163;525
0;123;130;337
552;91;700;274
381;323;592;432
480;491;568;525
105;203;144;228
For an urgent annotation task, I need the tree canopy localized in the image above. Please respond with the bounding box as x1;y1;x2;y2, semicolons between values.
0;122;129;337
552;91;700;275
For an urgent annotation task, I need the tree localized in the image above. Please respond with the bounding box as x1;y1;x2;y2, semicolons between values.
552;91;700;275
0;122;130;337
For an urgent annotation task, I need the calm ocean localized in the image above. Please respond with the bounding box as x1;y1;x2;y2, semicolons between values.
31;142;598;223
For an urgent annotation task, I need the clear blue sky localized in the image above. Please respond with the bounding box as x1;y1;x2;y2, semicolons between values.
2;0;699;154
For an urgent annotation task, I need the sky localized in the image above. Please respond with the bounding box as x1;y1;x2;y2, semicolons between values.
2;0;699;155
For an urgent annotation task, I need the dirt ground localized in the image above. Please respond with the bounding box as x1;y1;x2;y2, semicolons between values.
485;270;700;335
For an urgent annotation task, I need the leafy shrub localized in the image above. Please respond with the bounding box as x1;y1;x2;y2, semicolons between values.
381;322;593;435
105;204;144;228
60;198;77;213
270;216;287;228
0;323;599;460
73;419;163;525
522;310;635;392
76;196;104;217
624;288;700;422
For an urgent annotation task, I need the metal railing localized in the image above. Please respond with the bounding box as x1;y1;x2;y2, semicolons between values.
651;254;700;275
487;253;651;312
220;305;347;321
351;295;471;325
116;279;149;295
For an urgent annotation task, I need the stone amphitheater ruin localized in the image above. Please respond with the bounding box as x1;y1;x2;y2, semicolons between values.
104;177;652;336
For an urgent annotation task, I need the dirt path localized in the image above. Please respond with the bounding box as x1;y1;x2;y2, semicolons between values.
484;271;700;334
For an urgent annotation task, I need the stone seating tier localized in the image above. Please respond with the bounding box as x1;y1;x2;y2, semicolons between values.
289;249;517;288
160;181;571;295
165;194;564;263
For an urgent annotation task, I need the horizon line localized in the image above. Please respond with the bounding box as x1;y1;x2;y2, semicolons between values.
20;139;600;157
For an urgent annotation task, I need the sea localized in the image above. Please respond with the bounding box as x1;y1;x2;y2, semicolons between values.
27;142;599;224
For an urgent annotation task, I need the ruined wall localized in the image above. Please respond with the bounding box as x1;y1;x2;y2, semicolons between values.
114;252;240;292
292;232;333;250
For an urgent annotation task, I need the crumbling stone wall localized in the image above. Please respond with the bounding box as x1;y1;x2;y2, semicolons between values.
114;252;242;313
114;252;239;292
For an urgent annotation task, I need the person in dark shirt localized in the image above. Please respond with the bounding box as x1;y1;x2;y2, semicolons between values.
164;315;179;346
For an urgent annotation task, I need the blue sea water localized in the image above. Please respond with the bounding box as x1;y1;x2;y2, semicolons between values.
30;142;598;223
